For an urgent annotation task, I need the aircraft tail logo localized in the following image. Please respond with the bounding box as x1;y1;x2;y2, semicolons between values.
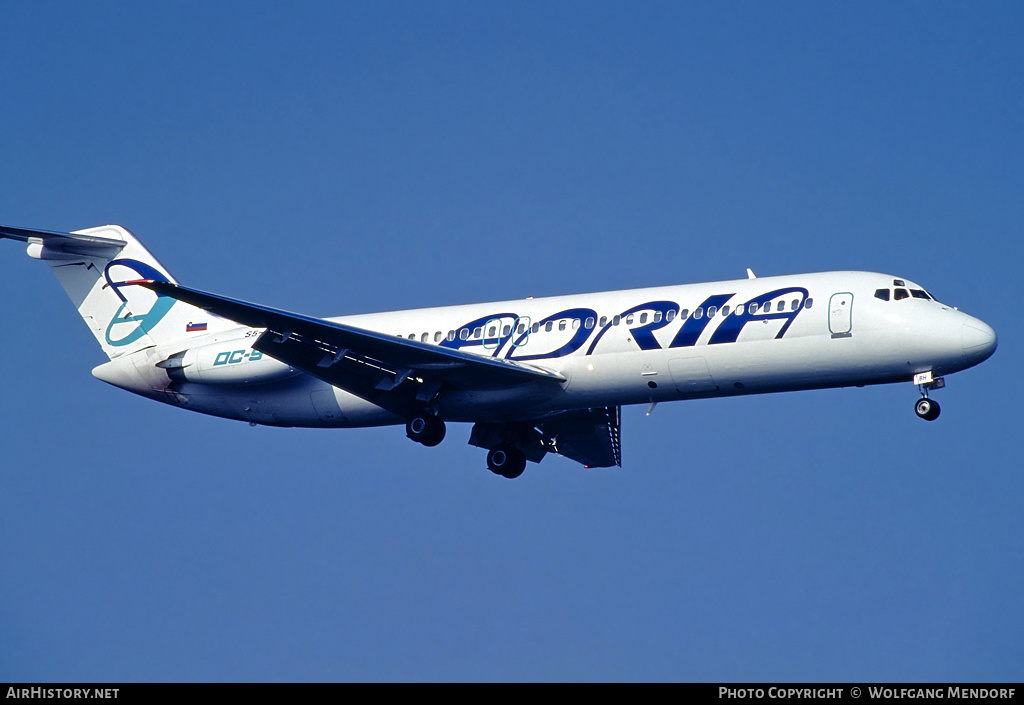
102;258;176;348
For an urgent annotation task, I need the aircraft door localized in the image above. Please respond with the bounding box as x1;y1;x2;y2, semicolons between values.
829;292;853;338
668;357;718;394
311;388;347;424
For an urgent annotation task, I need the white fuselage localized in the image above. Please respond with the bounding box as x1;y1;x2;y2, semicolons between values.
92;270;997;429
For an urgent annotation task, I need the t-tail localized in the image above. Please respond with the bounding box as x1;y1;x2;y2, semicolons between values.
0;224;237;359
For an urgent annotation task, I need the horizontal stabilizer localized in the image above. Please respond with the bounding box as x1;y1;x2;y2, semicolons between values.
0;224;126;258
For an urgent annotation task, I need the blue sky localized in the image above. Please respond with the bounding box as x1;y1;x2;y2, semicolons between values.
1;1;1021;682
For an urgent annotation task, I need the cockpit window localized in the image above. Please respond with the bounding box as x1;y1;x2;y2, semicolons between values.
875;286;931;302
893;279;905;286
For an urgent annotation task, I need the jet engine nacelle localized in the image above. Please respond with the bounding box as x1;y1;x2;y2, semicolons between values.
158;340;296;385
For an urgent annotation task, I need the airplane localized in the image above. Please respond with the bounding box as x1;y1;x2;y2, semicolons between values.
1;223;997;478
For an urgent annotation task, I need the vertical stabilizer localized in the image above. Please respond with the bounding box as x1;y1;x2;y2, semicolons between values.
2;224;237;359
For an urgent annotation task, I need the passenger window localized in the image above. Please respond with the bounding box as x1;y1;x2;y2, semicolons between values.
653;311;662;323
777;301;785;312
447;330;456;341
532;322;540;334
545;321;554;332
666;310;675;322
421;333;429;342
503;324;511;336
516;323;525;335
874;289;890;301
693;307;703;320
894;288;909;300
707;306;717;318
434;331;442;342
749;303;758;314
558;320;567;331
640;312;648;324
473;327;482;338
625;315;634;325
459;329;469;341
572;319;581;330
488;326;496;337
791;300;799;311
599;316;608;327
805;298;813;309
680;309;689;320
613;315;621;326
585;317;595;329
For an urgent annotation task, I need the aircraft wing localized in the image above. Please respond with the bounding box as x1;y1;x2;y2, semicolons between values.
540;406;622;468
140;281;564;418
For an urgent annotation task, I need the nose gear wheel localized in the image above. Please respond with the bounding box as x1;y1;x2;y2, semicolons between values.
914;397;940;421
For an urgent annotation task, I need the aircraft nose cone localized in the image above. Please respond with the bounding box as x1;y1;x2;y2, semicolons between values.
962;321;997;359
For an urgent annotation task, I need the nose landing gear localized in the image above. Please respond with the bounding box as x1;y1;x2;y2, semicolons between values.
914;396;941;421
913;371;944;421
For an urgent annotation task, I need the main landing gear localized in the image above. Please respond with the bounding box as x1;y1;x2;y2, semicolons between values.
913;371;943;421
469;422;539;479
406;413;446;447
405;417;532;479
486;444;527;479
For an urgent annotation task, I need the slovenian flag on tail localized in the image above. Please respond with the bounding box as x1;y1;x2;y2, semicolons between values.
186;322;208;333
